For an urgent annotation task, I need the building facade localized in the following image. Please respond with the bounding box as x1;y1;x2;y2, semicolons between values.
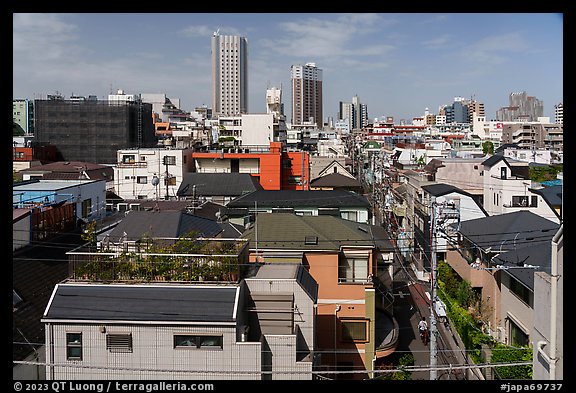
33;95;156;165
211;33;248;117
13;98;34;134
496;91;544;122
291;63;323;126
114;147;194;200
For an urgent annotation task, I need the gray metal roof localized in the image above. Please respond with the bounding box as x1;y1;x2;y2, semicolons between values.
227;190;371;208
177;173;261;197
455;211;559;252
494;243;552;290
43;283;239;323
107;210;222;242
530;185;562;208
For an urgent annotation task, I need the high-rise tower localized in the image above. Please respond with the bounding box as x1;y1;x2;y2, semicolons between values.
211;32;248;117
291;63;323;125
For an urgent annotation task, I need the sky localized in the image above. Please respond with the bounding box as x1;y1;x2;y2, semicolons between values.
13;13;563;123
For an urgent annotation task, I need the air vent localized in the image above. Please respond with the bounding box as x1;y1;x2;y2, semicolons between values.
304;236;318;245
106;334;133;353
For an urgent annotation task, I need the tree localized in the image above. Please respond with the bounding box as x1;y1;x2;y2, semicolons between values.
482;140;494;155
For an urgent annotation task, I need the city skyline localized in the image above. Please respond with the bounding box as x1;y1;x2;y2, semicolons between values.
13;13;563;122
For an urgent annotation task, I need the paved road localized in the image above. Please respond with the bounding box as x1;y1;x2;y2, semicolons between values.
392;256;467;380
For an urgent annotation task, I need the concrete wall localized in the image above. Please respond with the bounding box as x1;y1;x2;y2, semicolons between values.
45;323;261;380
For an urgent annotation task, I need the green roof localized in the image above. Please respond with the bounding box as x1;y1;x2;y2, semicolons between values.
243;213;378;250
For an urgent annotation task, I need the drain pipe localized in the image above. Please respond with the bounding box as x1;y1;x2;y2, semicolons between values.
539;225;561;379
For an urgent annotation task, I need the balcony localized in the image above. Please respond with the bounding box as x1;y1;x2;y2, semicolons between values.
67;238;250;283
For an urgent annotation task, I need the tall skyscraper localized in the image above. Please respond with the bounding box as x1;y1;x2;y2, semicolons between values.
554;102;563;125
291;63;323;125
211;32;248;117
496;91;543;122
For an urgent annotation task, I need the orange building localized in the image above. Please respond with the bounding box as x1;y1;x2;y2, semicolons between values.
190;142;310;190
242;213;398;379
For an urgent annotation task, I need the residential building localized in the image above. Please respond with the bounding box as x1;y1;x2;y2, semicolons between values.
309;173;363;193
444;211;560;345
20;161;114;191
554;103;563;125
43;283;261;380
190;142;310;191
225;189;371;227
500;122;563;152
141;93;181;123
309;157;352;181
13;179;106;223
12;136;58;172
33;93;156;165
424;157;486;202
211;33;248;117
13;98;34;134
114;147;194;201
244;264;318;379
177;173;262;206
481;155;561;222
411;183;488;280
465;99;485;123
496;91;544;122
241;213;398;379
43;238;317;379
532;225;563;380
98;210;224;253
291;63;323;126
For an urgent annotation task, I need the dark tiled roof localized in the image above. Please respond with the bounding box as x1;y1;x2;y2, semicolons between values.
227;190;370;208
43;284;239;323
177;173;262;197
529;185;562;208
494;243;552;290
455;211;559;252
20;161;114;181
310;173;362;188
107;210;222;242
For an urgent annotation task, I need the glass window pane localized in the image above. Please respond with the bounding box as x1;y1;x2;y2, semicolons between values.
354;258;368;282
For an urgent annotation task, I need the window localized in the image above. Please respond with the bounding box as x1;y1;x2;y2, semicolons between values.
288;176;301;185
510;278;531;306
106;334;133;353
122;155;135;164
340;319;369;342
81;198;92;218
66;333;82;360
164;176;176;186
136;176;147;184
512;196;529;207
338;256;368;283
163;156;176;165
509;319;529;347
340;211;358;222
173;335;223;349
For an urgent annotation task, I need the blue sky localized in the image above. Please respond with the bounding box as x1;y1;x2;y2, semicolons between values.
13;13;563;123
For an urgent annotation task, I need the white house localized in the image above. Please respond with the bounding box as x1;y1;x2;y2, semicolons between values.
114;147;194;201
13;179;106;222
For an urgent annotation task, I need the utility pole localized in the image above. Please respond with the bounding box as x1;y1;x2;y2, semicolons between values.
429;198;438;380
429;198;460;380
